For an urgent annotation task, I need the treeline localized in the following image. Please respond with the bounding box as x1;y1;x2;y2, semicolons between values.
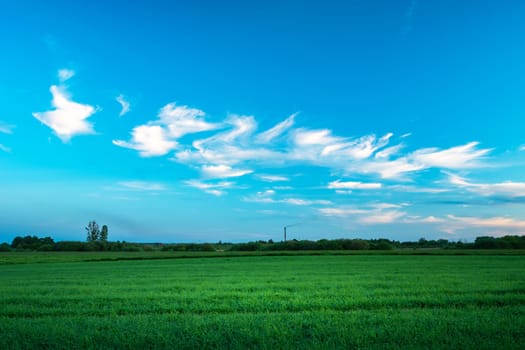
1;235;147;252
1;235;525;252
229;236;525;251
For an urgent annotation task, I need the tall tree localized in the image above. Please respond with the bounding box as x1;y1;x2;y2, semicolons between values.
100;225;108;242
86;221;100;242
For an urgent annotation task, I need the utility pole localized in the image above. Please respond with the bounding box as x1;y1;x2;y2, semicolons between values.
284;226;287;242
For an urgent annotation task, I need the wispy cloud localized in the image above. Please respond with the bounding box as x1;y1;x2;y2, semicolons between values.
519;145;525;151
33;72;97;142
448;173;525;198
282;198;332;206
412;142;491;169
160;103;220;138
374;144;404;159
201;164;253;179
0;122;15;134
58;69;75;82
116;94;131;117
448;215;525;230
118;102;493;183
113;103;220;157
118;181;166;191
389;185;449;194
319;205;406;224
404;215;445;224
185;179;234;196
357;142;491;179
244;190;331;206
255;113;296;143
328;180;382;190
257;174;290;182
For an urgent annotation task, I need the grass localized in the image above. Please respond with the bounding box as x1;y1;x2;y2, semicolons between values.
1;254;524;349
1;248;525;265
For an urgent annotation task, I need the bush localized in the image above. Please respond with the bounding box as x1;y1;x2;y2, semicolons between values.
37;244;54;251
0;243;11;252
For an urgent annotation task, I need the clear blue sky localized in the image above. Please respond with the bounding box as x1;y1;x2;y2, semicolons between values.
1;0;525;243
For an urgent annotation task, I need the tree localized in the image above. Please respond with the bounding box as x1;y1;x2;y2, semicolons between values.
86;221;100;242
100;225;108;242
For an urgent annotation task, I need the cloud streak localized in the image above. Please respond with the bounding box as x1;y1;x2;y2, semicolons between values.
118;181;166;191
448;173;525;198
244;190;331;206
116;94;131;117
319;204;407;224
185;180;234;196
0;122;15;134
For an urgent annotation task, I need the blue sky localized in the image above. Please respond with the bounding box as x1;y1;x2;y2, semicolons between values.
1;0;525;243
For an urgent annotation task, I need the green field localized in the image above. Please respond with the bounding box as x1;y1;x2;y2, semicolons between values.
1;254;524;349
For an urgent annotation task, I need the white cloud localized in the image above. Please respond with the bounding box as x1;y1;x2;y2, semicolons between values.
319;208;368;216
255;113;296;143
118;102;493;184
358;157;425;179
389;185;449;194
244;190;331;206
519;145;525;151
273;186;293;190
421;216;444;223
282;198;332;206
33;85;96;142
403;215;444;224
185;180;234;196
375;144;403;159
174;115;283;171
356;142;491;179
412;142;491;169
289;130;393;165
0;122;15;134
360;210;406;224
159;103;220;138
58;69;75;82
113;125;177;157
447;173;525;198
113;103;220;157
293;128;340;147
448;215;525;230
335;190;353;195
328;180;382;190
201;164;253;179
116;94;131;117
319;203;406;224
257;174;290;182
118;181;166;191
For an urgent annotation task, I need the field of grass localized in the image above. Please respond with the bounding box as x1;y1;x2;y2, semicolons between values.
1;248;524;265
1;254;524;349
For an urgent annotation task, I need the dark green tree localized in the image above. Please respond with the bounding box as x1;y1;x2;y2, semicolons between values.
100;225;108;242
86;221;100;242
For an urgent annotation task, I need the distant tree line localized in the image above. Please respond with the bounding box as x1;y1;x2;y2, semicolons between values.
1;234;525;253
227;236;525;251
2;236;147;252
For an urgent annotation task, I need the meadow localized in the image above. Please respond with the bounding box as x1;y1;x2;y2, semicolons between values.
1;253;524;349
